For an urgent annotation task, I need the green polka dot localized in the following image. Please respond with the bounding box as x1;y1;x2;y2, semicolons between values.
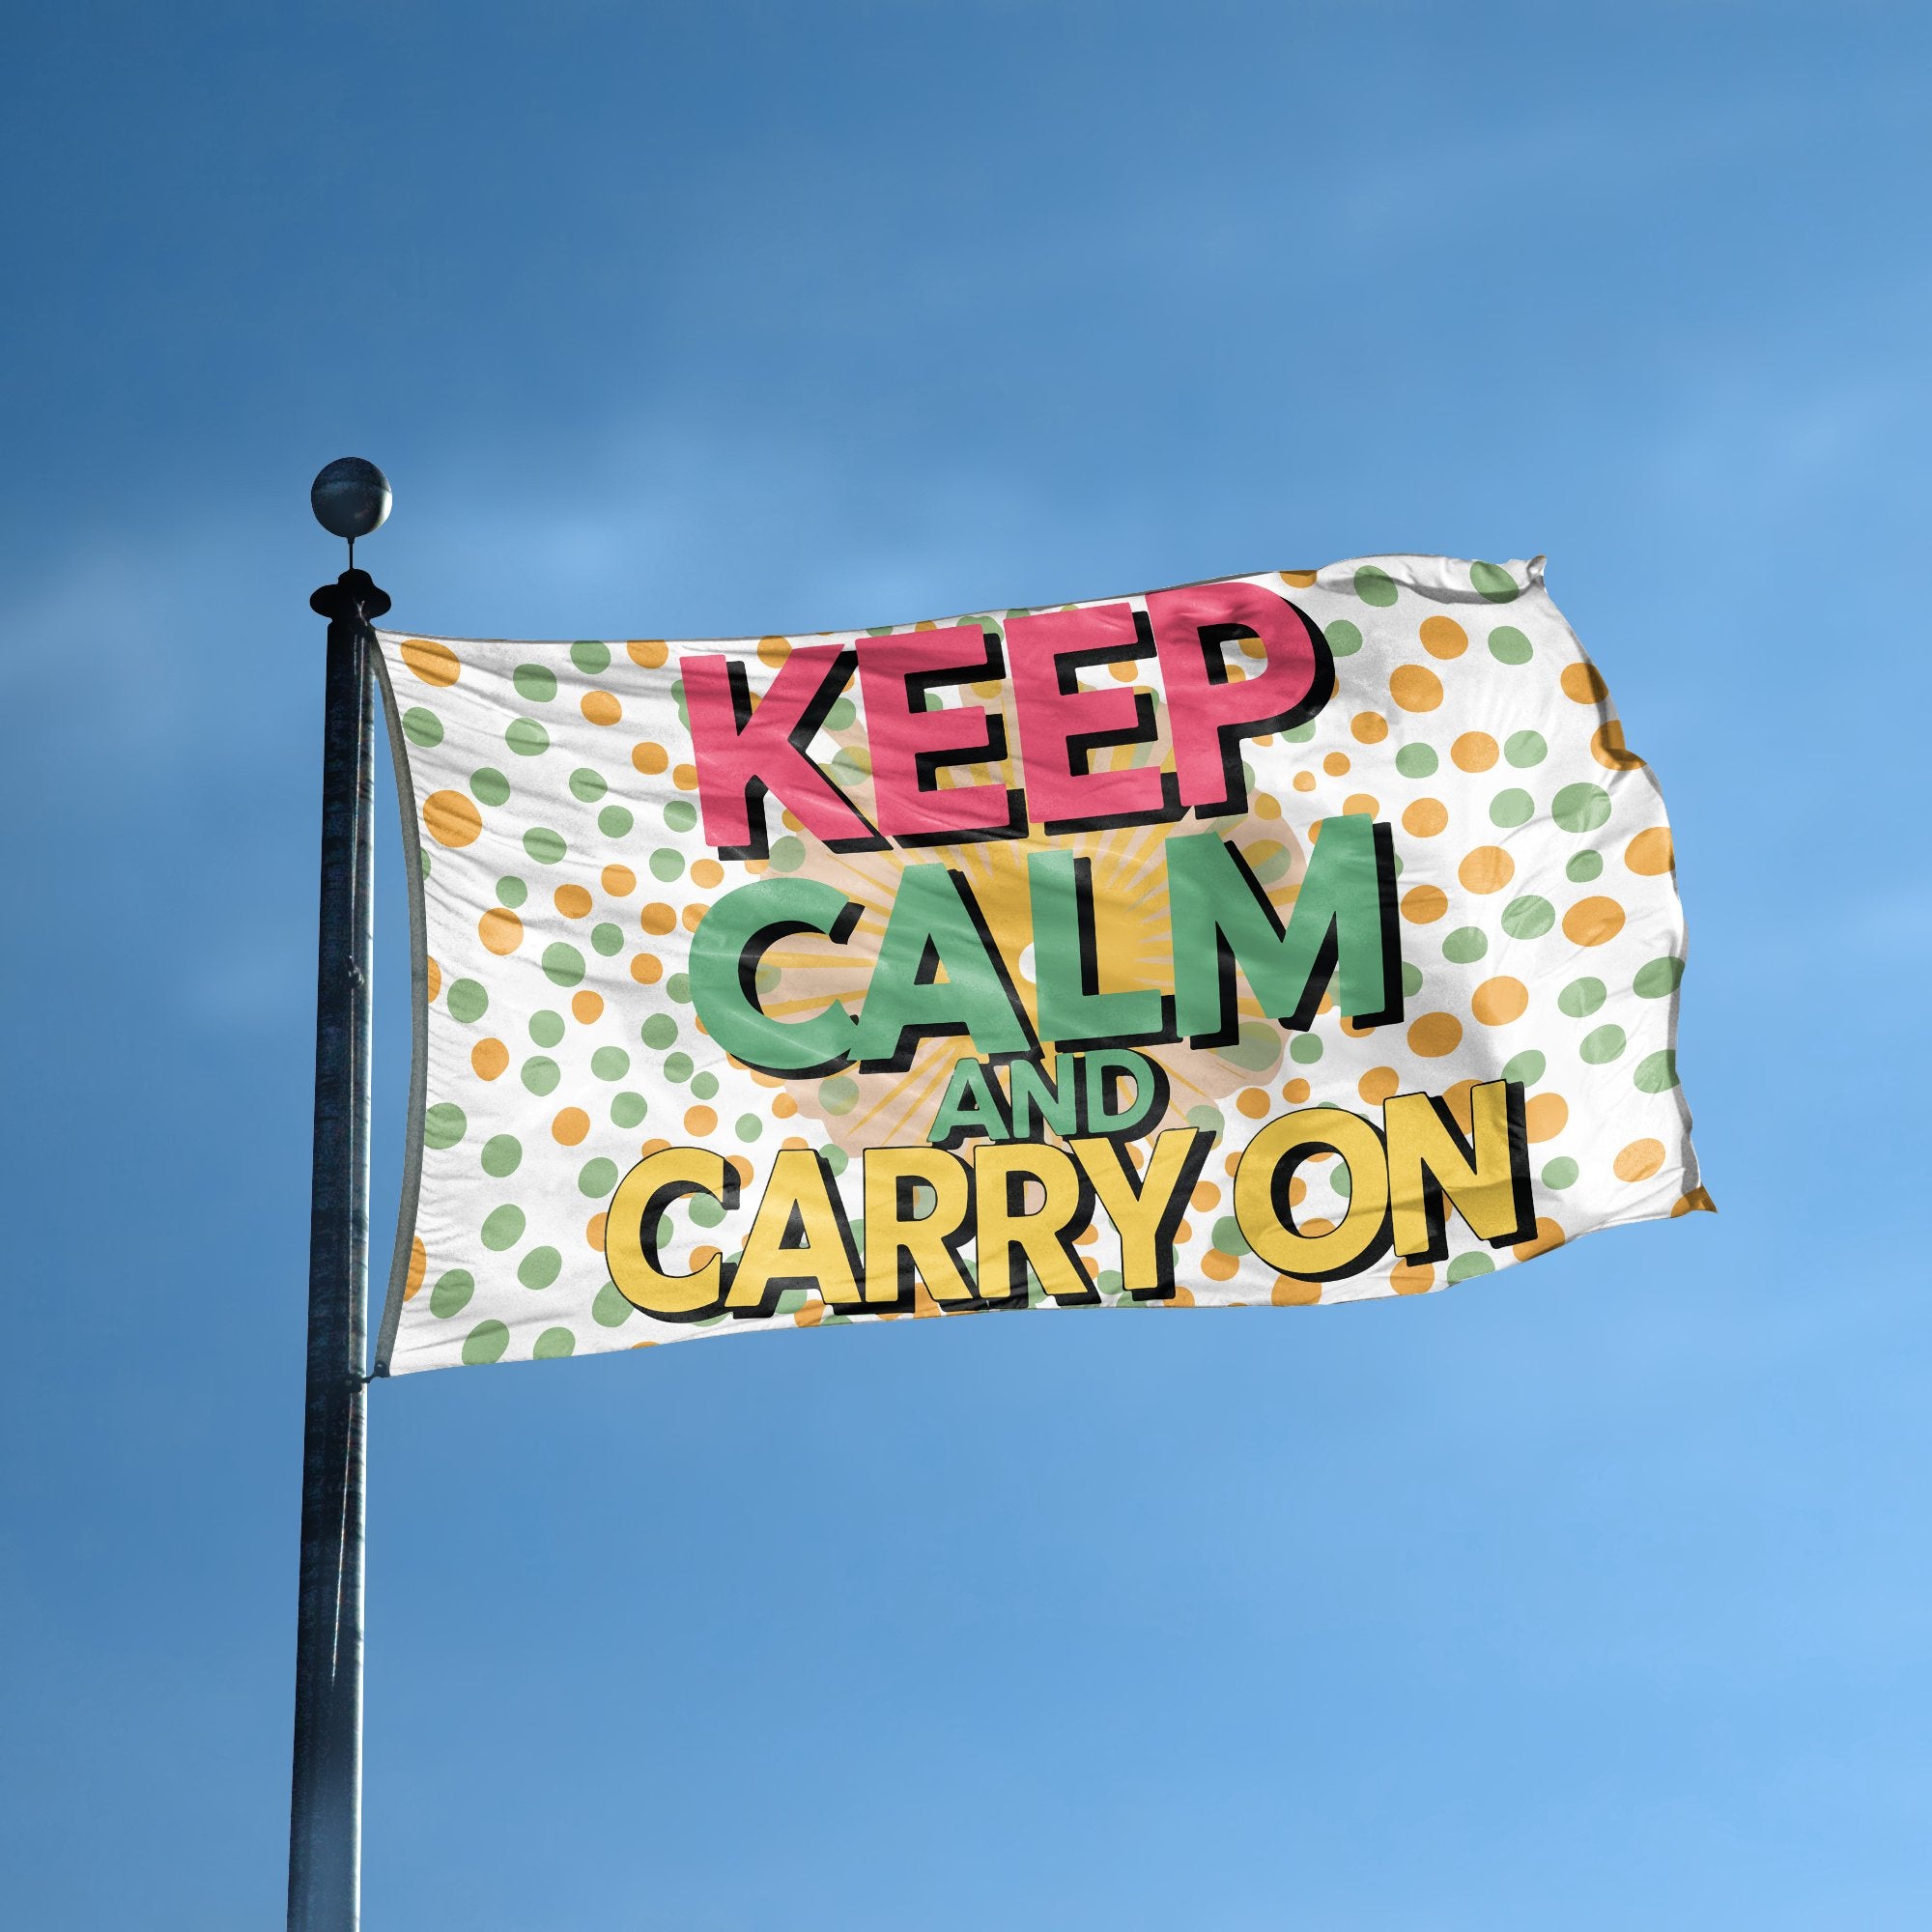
611;1091;647;1127
591;1046;631;1081
1490;787;1534;828
1501;1049;1545;1086
1401;962;1424;998
1634;956;1685;998
1184;1104;1225;1136
430;1268;473;1319
1565;850;1604;883
1541;1156;1579;1190
823;1146;850;1177
532;1325;576;1359
521;1056;560;1095
664;1051;694;1083
579;1156;619;1198
689;1194;724;1228
641;1014;678;1050
1504;730;1546;767
506;718;550;757
423;1102;467;1150
736;1114;763;1142
446;979;488;1023
471;767;511;807
592;1283;632;1327
496;875;528;908
480;1205;526;1251
1634;1049;1679;1094
402;707;442;748
1442;925;1488;964
1500;895;1554;939
1469;561;1518;603
518;1245;562;1290
667;973;692;1004
1487;625;1533;664
1558;977;1606;1017
1446;1252;1496;1282
1289;1034;1323;1065
767;836;804;872
598;805;635;839
824;696;858;731
529;1009;565;1048
1552;782;1611;834
569;766;608;804
1210;1215;1250;1257
1353;565;1398;608
648;847;684;883
462;1320;510;1366
1217;1021;1284;1071
524;826;566;865
1284;720;1317;743
542;943;584;987
1395;743;1438;778
1580;1024;1626;1064
513;663;557;703
1329;1163;1352;1197
571;639;611;675
481;1133;523;1178
690;1071;718;1100
664;799;697;833
819;1074;859;1114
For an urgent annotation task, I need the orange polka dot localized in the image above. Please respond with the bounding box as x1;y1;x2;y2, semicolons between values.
478;906;523;955
423;790;481;847
1272;1274;1321;1305
690;858;724;889
1322;751;1351;777
633;741;668;776
1279;569;1318;587
1671;1186;1717;1216
627;639;668;668
630;952;663;984
640;901;676;935
727;1155;754;1188
470;1037;508;1080
757;635;791;668
1293;770;1317;792
1236;1086;1271;1119
1614;1138;1665;1182
585;1212;608;1250
1390;1260;1435;1294
602;864;637;896
572;990;604;1023
684;1106;718;1136
639;1138;670;1159
404;1236;426;1300
554;883;593;919
581;690;621;726
1191;1181;1222;1210
673;763;698;791
1287;1177;1307;1206
553;1107;590;1146
675;903;702;932
1591;721;1645;770
1351;712;1388;743
1453;735;1506;780
425;956;441;1002
1560;661;1607;703
1459;845;1514;894
792;1299;824;1326
772;1093;798;1119
1199;1249;1238;1282
1470;976;1528;1025
1524;1093;1569;1142
400;637;460;687
1357;1065;1400;1106
1174;1219;1192;1245
1402;798;1448;838
1343;792;1379;818
1389;665;1443;712
1281;1077;1310;1103
1563;896;1625;947
1298;1218;1337;1238
1402;884;1449;923
1624;828;1673;876
1256;792;1281;819
1418;615;1467;659
1514;1216;1566;1260
1407;1011;1463;1057
1339;1013;1379;1038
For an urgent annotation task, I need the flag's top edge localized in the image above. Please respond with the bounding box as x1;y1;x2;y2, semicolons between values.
372;553;1550;649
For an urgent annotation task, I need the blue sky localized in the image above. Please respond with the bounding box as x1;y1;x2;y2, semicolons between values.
3;3;1930;1925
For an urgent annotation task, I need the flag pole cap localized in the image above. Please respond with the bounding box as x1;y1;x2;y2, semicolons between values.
310;457;392;541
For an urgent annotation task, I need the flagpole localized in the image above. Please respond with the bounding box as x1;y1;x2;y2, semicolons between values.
290;461;391;1932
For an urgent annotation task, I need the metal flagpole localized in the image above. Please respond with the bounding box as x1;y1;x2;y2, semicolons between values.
290;459;392;1932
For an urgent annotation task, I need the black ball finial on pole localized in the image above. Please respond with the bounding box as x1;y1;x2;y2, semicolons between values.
310;457;392;569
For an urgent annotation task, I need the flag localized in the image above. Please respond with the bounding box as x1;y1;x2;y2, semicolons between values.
371;555;1707;1373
